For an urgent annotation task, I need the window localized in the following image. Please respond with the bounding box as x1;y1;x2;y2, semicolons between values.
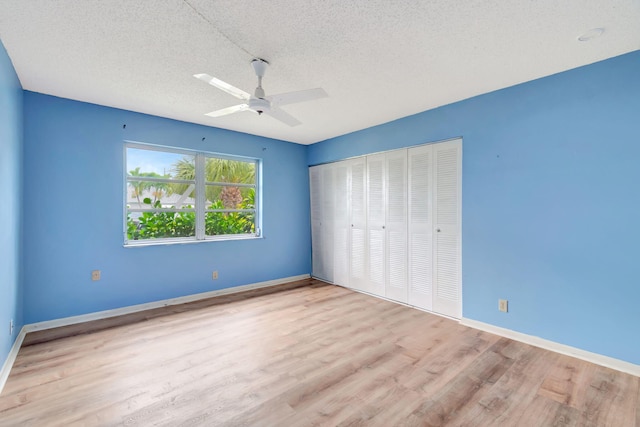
125;143;260;245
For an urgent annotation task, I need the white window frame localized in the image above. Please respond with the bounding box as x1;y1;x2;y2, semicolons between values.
124;141;261;246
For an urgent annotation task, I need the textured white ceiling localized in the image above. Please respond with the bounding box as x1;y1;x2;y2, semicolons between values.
1;0;639;144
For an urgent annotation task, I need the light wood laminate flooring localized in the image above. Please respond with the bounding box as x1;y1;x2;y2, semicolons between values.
1;279;638;426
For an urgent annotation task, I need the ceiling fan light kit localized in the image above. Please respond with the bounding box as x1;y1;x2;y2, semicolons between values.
194;58;327;127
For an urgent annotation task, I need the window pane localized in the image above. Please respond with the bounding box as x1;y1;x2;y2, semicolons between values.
127;210;196;241
205;185;254;210
205;211;255;236
127;147;195;181
127;181;195;210
205;157;255;184
204;185;255;236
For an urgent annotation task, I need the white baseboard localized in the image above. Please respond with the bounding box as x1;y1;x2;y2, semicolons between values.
0;326;27;395
25;274;310;333
460;317;640;377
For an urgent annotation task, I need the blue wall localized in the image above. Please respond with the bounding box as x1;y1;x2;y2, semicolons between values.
0;41;23;368
23;93;311;323
309;51;640;365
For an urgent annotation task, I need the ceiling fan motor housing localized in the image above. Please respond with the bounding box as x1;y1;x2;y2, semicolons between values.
250;97;270;115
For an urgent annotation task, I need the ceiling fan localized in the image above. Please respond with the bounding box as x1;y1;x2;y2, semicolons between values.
194;59;327;127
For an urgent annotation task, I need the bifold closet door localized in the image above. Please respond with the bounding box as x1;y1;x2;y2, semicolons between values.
432;140;462;318
408;139;462;319
408;145;434;311
366;153;385;296
365;150;407;303
309;166;325;280
349;158;367;291
384;150;407;303
320;165;335;283
333;161;350;287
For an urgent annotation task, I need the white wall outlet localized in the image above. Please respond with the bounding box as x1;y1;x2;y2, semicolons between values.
9;319;14;336
498;299;508;313
91;270;101;281
212;271;219;280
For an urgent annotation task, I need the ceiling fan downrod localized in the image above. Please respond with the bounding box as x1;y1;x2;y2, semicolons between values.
252;58;268;99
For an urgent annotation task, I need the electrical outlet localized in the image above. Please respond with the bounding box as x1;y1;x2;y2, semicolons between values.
9;319;14;336
498;299;508;313
212;271;219;280
92;270;101;281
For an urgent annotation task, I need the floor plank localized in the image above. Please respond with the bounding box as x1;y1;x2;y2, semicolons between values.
1;279;638;426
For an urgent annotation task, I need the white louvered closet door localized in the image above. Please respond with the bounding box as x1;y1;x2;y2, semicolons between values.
309;139;461;318
333;161;350;287
309;166;325;280
320;164;335;283
349;158;367;291
408;145;434;311
433;139;462;318
366;153;386;296
384;150;408;303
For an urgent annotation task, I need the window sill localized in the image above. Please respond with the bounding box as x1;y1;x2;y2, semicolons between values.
124;234;263;248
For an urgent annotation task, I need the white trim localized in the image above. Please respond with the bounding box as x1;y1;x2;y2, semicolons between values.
25;274;310;333
460;318;640;377
0;326;27;395
308;135;465;167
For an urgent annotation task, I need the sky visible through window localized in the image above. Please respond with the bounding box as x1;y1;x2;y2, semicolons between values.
127;148;186;176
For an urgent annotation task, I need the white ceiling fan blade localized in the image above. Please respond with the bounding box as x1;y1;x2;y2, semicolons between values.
266;106;302;127
194;73;251;100
268;88;328;107
205;104;249;117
